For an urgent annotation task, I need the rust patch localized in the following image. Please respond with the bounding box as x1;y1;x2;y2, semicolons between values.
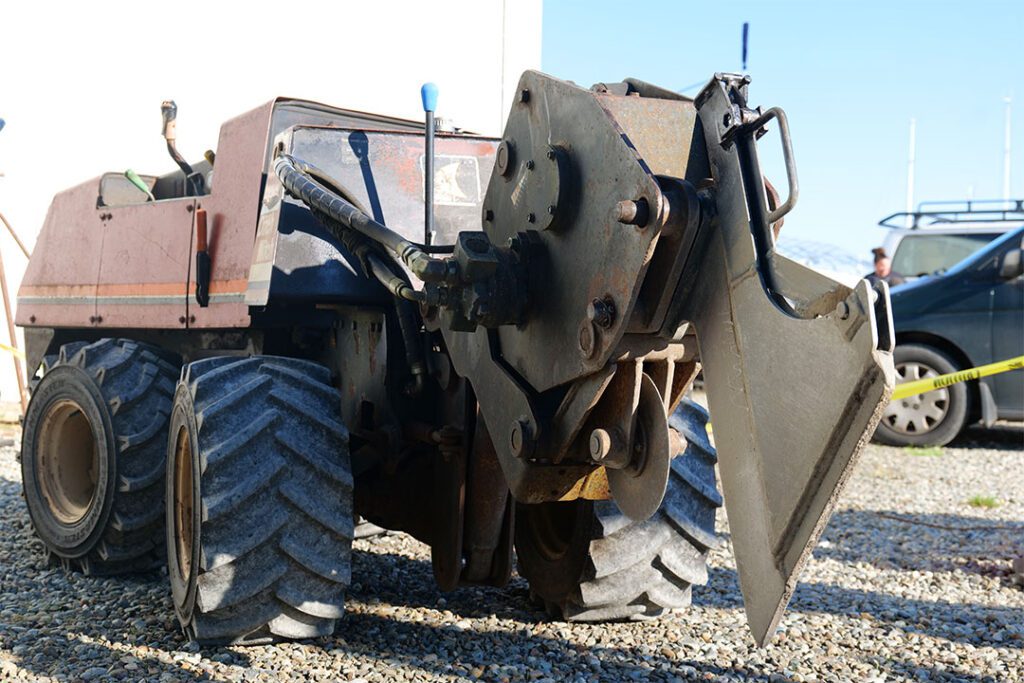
558;466;611;501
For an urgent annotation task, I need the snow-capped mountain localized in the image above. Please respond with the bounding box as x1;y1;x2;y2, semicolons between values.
776;237;872;287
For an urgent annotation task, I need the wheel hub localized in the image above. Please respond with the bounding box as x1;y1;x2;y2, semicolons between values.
36;399;99;525
882;361;950;435
173;426;194;581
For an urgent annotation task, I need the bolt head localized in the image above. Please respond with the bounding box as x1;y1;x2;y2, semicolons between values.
614;199;649;227
510;419;532;457
578;321;597;358
496;141;514;177
496;143;509;174
589;428;612;461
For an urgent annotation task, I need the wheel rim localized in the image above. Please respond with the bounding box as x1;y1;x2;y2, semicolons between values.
35;399;99;525
173;425;194;581
882;360;950;435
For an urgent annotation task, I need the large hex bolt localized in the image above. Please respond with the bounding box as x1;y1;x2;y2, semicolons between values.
614;198;650;227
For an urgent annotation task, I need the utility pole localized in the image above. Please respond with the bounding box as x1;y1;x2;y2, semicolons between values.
906;118;916;227
1004;96;1012;201
0;116;29;414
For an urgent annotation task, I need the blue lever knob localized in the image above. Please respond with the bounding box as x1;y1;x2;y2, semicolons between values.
421;83;438;113
0;118;5;133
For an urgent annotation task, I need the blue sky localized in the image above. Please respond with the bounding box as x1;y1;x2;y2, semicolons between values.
542;0;1023;258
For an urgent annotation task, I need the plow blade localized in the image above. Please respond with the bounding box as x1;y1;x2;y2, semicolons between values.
685;76;895;645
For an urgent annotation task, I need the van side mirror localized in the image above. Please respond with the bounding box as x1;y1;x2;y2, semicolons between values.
1000;248;1024;279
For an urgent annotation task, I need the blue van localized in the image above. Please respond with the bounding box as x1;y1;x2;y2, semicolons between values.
875;227;1024;446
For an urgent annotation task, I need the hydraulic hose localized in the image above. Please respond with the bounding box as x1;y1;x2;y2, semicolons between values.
343;235;428;395
289;163;430;395
376;251;430;397
366;253;426;302
394;293;429;397
274;154;452;283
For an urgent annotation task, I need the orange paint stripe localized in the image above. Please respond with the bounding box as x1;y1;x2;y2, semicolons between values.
98;283;186;297
204;278;249;295
21;279;249;298
20;284;97;297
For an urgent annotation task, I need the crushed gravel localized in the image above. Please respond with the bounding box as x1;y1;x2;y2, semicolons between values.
1;424;1022;682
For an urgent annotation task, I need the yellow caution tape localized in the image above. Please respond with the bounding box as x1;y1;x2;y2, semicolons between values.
891;355;1024;401
0;342;24;360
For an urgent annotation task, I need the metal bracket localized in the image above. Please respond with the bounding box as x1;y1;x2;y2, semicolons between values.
685;73;895;645
741;107;798;225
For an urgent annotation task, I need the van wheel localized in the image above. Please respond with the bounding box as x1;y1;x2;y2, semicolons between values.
875;344;968;447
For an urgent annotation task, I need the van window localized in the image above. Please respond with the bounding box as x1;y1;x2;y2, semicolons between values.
891;233;1001;276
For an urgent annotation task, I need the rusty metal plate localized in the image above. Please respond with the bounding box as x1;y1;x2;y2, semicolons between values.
596;96;711;335
189;101;276;329
94;198;195;328
482;71;663;392
17;181;108;328
288;126;498;245
595;94;707;182
249;125;499;308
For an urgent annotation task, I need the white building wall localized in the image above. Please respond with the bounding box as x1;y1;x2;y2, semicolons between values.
0;0;542;401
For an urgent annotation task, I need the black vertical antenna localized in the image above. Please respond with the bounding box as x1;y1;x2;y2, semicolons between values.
421;83;438;247
742;22;749;71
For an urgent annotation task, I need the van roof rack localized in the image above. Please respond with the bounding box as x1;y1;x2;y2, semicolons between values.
878;198;1024;229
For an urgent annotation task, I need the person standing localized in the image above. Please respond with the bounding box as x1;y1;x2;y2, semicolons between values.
866;247;906;286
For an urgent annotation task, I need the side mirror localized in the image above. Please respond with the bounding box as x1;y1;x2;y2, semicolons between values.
1000;248;1024;279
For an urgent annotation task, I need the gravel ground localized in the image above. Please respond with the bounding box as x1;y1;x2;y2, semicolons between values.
1;423;1022;682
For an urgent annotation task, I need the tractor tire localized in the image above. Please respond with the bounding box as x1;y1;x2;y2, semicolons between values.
515;398;722;621
21;339;180;574
874;344;969;447
166;356;353;645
